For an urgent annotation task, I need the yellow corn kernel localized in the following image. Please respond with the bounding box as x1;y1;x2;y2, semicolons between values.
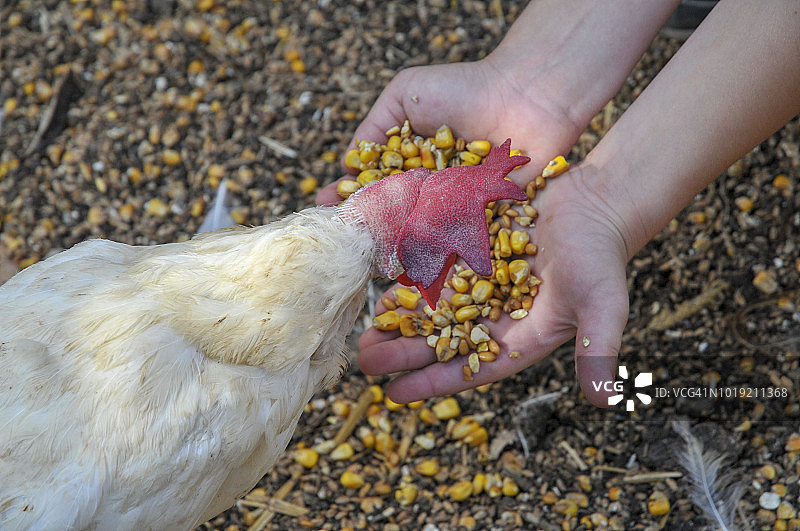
553;499;579;517
344;148;361;169
777;502;794;520
608;486;622;501
432;397;460;420
384;395;405;411
449;293;474;308
381;150;403;169
508;259;530;285
162;149;182;166
187;59;205;74
400;138;420;158
18;257;38;269
463;426;487;446
467;352;480;375
452;418;481;440
434;125;455;149
386;135;402;152
395;484;418;506
331;399;350;418
284;48;301;61
450;275;469;293
299;176;318;194
357;169;383;187
368;413;392;433
206;163;225;180
582;514;610;528
394;287;421;310
330;442;355;461
403;156;422;170
509;230;529;255
734;196;754;212
539;491;557;505
435;336;458;363
190;198;204;217
320;150;338;163
374;431;396;455
340;471;365;489
774;173;792;192
359;145;380;165
566;492;589;507
145;198;169;217
373;310;401;331
647;491;670;516
420;146;436;169
3;97;17;115
496;229;512;258
337;179;361;198
230;208;247;225
477;351;497;363
8;12;23;27
459;151;481;165
502;479;520;497
295;448;319;468
454;305;480;323
542;155;569;178
416;459;440;476
357;426;375;449
471;280;494;304
418;407;438;424
434;147;451;170
368;384;384;403
753;269;779;294
448;480;474;501
494;260;510;285
466;140;491;157
472;473;487;495
398;315;420;338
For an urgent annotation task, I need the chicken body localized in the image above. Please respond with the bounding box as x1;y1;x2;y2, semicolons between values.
0;206;373;529
0;140;529;529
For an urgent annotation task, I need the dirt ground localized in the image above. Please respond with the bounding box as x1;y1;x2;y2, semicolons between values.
2;1;799;529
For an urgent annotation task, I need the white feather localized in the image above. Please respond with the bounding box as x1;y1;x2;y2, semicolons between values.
672;420;745;531
198;179;235;233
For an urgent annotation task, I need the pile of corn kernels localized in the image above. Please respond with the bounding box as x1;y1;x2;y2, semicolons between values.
342;121;569;381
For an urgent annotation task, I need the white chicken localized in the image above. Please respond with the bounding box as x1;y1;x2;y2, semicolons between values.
0;141;529;529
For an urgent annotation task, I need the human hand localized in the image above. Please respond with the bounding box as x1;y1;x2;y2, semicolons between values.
316;57;585;205
357;164;632;407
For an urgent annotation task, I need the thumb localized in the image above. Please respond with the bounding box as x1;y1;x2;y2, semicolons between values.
573;279;629;408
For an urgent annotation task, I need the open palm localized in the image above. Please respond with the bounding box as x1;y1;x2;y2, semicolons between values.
357;166;630;407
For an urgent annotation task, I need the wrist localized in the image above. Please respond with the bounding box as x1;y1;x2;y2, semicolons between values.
486;0;680;134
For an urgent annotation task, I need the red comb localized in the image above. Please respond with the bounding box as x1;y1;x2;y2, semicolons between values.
397;139;529;307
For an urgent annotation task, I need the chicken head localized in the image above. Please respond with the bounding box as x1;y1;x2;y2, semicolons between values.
339;139;530;307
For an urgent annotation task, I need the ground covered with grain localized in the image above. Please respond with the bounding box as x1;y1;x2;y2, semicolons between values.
2;1;800;530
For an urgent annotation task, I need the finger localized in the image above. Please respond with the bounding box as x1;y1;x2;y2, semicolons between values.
315;177;354;206
573;277;629;408
380;311;571;403
382;343;537;404
357;331;436;376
